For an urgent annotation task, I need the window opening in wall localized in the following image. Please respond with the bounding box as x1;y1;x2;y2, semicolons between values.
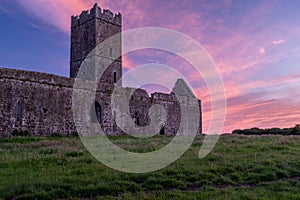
113;110;116;121
134;112;140;126
109;47;113;57
113;71;117;83
91;101;102;124
160;126;165;135
16;100;22;123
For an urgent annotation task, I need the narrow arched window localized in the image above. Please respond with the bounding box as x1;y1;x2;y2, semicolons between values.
113;110;116;121
113;71;117;83
109;47;113;57
16;100;22;123
133;112;140;126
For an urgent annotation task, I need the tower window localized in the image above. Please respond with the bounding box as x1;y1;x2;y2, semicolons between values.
113;71;117;83
109;47;113;57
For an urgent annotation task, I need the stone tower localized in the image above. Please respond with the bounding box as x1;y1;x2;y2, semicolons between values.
70;3;122;85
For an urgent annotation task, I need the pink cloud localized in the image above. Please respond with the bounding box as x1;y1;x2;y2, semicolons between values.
272;40;285;45
259;48;266;54
16;0;94;33
13;0;300;133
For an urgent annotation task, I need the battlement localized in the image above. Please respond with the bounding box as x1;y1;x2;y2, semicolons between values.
71;3;121;28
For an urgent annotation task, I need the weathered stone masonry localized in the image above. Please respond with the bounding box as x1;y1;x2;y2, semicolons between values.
0;3;202;137
0;68;75;136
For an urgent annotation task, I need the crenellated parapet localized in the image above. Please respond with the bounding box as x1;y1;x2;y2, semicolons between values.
71;3;122;28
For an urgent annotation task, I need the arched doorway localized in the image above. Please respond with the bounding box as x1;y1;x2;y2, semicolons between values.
95;101;102;123
160;125;165;135
91;101;102;124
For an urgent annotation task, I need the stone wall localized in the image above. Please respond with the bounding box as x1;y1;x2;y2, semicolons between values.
0;68;75;136
0;68;202;137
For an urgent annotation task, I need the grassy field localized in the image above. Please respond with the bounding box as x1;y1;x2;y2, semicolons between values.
0;134;300;199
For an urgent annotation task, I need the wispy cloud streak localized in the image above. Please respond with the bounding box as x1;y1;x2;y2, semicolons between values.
8;0;300;133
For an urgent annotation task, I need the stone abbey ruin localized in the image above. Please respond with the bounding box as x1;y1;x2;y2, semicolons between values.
0;3;202;136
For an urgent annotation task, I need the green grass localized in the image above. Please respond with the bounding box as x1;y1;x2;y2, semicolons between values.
0;134;300;199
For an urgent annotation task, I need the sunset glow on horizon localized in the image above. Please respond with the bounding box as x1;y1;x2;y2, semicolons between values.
1;0;300;133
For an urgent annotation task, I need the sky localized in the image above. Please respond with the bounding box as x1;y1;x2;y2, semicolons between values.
0;0;300;133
